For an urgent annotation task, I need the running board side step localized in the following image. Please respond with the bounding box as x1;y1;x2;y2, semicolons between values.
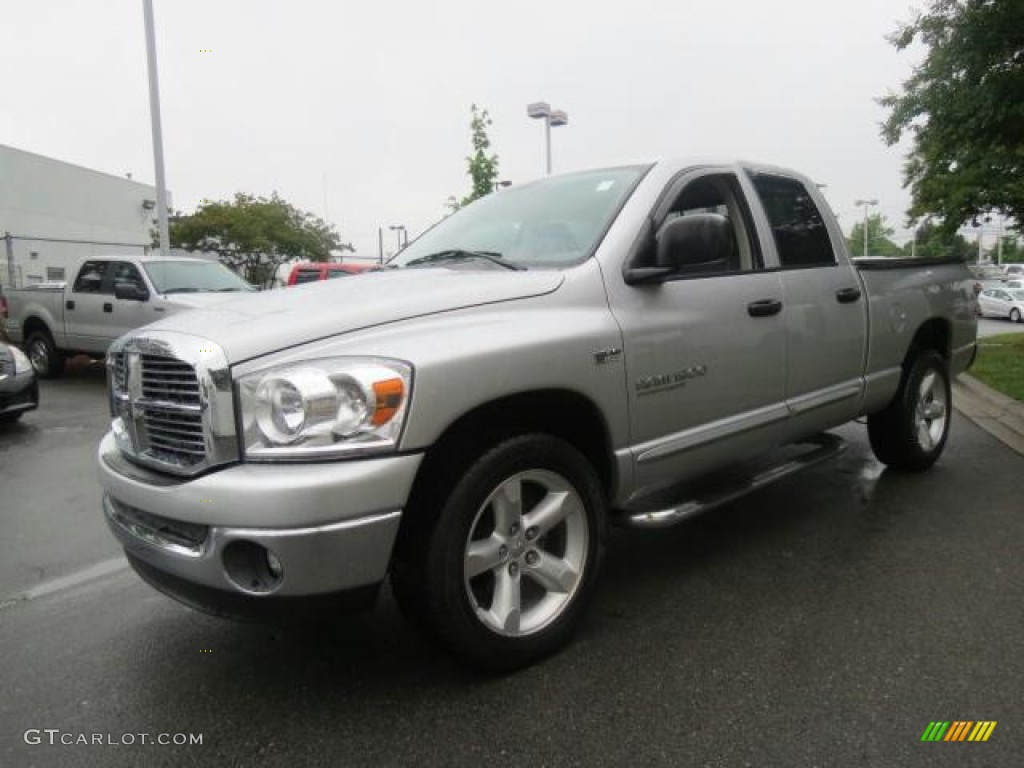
619;433;847;529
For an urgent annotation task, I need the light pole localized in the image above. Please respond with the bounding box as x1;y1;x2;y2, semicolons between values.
527;102;568;175
143;0;170;257
389;224;407;252
854;199;878;258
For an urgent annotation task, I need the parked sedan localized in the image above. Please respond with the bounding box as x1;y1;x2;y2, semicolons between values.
977;287;1024;322
0;343;39;423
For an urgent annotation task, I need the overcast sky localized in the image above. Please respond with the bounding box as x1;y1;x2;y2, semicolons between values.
2;0;929;257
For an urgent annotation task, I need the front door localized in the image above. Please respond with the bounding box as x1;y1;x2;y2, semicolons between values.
607;170;789;499
103;261;158;344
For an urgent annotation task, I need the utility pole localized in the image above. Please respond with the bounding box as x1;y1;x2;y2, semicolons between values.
143;0;171;258
853;199;878;258
4;232;14;287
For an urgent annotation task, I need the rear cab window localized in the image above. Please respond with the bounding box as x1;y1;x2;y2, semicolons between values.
293;269;322;284
749;174;837;268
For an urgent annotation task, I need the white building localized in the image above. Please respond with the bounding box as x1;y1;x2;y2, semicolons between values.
1;144;169;288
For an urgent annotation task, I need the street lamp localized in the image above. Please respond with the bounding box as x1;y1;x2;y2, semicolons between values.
527;101;568;175
854;199;878;258
389;224;407;252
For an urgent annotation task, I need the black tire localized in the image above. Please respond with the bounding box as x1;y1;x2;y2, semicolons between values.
1011;308;1022;323
25;331;65;379
867;350;951;471
0;411;22;424
391;434;606;672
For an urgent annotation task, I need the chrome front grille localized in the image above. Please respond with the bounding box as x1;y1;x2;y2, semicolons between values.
144;408;206;460
140;355;201;405
107;334;237;477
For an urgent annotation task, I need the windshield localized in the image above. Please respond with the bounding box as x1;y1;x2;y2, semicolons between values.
143;261;255;294
389;166;648;269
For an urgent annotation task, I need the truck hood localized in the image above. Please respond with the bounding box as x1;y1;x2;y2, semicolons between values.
143;268;564;363
160;292;253;309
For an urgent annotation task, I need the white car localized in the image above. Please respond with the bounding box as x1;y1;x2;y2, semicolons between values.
1003;264;1024;279
978;287;1024;322
1003;279;1024;291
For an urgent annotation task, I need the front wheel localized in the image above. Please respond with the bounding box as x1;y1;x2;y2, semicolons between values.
1011;308;1022;323
391;434;606;671
867;350;951;471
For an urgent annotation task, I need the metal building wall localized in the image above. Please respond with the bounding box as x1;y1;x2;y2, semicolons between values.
0;144;171;287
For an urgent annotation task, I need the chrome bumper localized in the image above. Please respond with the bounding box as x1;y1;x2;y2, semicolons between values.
97;432;422;599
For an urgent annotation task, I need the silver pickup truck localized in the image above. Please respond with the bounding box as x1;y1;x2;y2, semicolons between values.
5;255;254;377
97;160;977;670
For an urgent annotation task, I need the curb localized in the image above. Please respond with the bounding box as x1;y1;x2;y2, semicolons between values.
952;373;1024;457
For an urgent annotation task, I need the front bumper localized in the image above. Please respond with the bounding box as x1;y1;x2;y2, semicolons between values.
97;432;423;611
0;371;39;417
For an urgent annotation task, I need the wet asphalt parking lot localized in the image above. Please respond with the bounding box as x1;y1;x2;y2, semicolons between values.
0;362;1021;767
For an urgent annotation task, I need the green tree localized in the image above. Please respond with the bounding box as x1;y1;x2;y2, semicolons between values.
846;212;903;257
167;193;350;285
448;104;500;211
881;0;1024;232
998;235;1023;263
901;220;975;260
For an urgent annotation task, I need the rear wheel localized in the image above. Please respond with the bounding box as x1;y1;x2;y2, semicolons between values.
867;350;951;471
0;412;23;424
1011;308;1022;323
391;434;606;671
26;331;64;379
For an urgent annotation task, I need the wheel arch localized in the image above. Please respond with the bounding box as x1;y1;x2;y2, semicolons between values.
22;315;53;341
394;389;616;555
904;317;951;368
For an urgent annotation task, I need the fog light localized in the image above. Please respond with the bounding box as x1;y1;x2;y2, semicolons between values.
222;540;284;594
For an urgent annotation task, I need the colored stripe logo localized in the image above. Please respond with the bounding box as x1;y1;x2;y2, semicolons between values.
920;721;997;742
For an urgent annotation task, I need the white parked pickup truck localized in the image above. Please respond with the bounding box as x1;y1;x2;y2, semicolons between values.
5;256;254;377
97;160;977;670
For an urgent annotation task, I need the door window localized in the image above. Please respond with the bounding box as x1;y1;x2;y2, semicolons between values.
750;174;836;268
647;173;763;277
107;262;146;294
72;261;108;293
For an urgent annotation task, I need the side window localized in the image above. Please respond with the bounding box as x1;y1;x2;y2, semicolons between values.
750;174;836;268
294;269;321;284
658;173;763;276
109;262;145;293
72;261;108;293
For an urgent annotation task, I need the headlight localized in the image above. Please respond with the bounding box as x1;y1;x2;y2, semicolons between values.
10;345;33;375
238;357;412;461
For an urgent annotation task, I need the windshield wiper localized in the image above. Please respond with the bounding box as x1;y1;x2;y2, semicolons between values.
404;250;526;271
162;287;199;294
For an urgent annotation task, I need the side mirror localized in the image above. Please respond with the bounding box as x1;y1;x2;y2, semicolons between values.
114;281;149;301
655;213;735;273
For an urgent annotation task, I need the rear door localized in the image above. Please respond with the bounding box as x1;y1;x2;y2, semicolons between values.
64;260;111;352
746;172;867;440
